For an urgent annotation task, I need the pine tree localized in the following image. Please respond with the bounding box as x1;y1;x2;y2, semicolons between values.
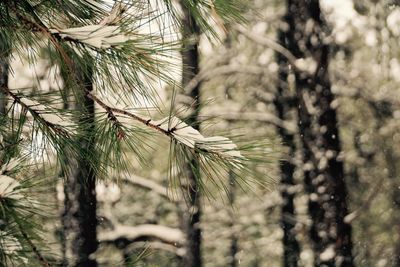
0;1;265;265
180;4;202;266
274;19;301;267
280;0;354;265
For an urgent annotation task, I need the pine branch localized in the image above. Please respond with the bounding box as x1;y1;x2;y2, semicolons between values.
0;87;70;137
86;92;169;136
17;224;52;267
88;92;244;162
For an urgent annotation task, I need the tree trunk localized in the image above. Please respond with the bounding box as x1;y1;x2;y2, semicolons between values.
0;55;9;116
180;5;202;267
282;1;354;266
368;101;400;266
63;64;98;267
228;170;238;267
274;23;301;267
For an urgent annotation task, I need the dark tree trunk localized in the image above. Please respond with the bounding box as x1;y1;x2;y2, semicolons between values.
368;101;400;266
274;25;301;267
63;64;98;267
228;171;238;267
282;1;354;266
0;49;14;165
386;147;400;267
180;5;202;267
0;55;8;116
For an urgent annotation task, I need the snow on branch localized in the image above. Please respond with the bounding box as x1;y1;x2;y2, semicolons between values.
0;175;23;200
49;25;129;49
98;224;185;246
88;92;244;161
1;88;71;136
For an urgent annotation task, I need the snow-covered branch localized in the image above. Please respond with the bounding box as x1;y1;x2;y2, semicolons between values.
1;88;70;137
88;92;244;160
99;224;185;246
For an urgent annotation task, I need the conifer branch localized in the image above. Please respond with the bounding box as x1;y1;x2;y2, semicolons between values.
86;92;169;135
17;224;52;267
87;91;245;162
0;86;70;137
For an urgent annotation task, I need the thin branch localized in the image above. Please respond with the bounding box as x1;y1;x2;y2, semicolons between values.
18;224;52;267
235;25;299;70
0;86;69;136
184;65;265;95
118;174;177;202
202;110;297;133
344;176;385;223
86;92;169;135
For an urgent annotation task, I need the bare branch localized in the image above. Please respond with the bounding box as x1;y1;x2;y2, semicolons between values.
236;25;299;70
184;65;265;95
344;176;385;223
119;174;177;202
202;110;297;133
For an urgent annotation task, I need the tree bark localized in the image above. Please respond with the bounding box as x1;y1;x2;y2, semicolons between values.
180;5;202;267
228;171;238;267
282;1;354;266
63;64;98;267
0;55;8;116
274;22;301;267
368;101;400;266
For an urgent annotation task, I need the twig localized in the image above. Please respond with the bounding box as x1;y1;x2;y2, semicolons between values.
86;92;170;136
184;65;265;95
18;224;52;267
235;25;299;70
202;110;297;133
0;86;69;136
116;173;178;202
344;176;385;223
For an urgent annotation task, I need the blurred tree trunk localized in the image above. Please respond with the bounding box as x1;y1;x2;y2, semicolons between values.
223;31;239;267
274;22;301;267
0;53;9;116
282;1;354;266
368;101;400;266
386;147;400;267
0;48;13;165
228;170;238;267
63;62;98;267
181;5;202;267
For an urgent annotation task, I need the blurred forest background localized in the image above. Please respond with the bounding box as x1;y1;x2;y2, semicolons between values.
1;0;400;266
